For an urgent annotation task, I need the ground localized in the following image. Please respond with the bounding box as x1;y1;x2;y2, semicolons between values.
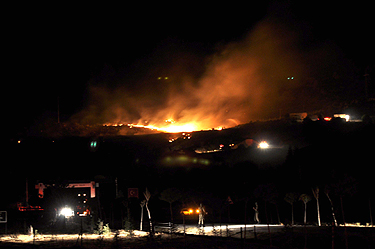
1;225;374;248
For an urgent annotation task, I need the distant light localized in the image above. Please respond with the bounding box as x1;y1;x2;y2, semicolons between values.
333;114;350;122
258;141;269;149
157;76;168;80
60;207;74;218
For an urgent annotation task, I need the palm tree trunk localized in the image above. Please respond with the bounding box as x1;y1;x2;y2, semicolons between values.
316;198;321;226
326;192;338;226
291;203;294;226
140;206;144;231
145;203;153;236
169;202;173;223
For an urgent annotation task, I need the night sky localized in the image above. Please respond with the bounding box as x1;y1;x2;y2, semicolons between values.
6;2;374;134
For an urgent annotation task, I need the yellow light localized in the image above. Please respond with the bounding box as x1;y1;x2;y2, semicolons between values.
196;209;200;214
189;209;193;214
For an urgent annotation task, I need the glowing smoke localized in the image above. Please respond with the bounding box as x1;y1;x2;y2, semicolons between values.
72;15;342;130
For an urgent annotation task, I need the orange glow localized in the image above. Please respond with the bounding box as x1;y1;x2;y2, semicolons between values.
121;121;224;133
17;204;43;212
324;117;332;121
78;209;90;217
182;208;201;215
126;123;197;133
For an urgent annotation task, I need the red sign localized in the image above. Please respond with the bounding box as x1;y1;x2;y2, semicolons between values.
128;188;139;198
17;203;43;211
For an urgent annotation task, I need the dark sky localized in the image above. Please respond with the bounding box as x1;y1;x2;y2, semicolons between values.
6;2;374;133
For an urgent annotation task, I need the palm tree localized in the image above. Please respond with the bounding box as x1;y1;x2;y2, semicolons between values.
159;188;182;223
140;200;146;231
324;186;338;226
311;187;321;226
143;188;153;236
254;183;279;223
299;194;311;225
284;192;298;225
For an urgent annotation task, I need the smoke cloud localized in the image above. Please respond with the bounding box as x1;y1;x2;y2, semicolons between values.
72;14;343;130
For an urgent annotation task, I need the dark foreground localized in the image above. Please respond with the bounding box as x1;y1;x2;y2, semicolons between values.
1;226;374;249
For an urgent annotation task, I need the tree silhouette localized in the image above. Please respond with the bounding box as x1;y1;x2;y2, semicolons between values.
324;185;338;226
299;194;312;225
254;183;280;224
311;187;321;226
159;188;182;223
140;200;146;231
284;192;298;225
143;188;154;236
331;174;358;225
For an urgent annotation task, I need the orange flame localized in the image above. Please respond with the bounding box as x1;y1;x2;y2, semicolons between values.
126;121;223;133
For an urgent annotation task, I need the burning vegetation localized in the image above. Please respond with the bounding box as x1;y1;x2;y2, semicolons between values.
67;12;365;133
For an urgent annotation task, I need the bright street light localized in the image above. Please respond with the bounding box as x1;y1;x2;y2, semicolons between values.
258;141;269;149
60;207;74;218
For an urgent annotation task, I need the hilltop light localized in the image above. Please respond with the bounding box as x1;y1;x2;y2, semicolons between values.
258;141;269;149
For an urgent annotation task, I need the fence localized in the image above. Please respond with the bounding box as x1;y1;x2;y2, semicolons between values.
154;222;262;240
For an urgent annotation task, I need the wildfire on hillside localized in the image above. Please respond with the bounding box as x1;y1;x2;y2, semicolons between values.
103;119;225;133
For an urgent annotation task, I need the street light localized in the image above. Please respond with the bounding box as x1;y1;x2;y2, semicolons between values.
60;207;74;218
258;141;269;149
181;208;200;236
